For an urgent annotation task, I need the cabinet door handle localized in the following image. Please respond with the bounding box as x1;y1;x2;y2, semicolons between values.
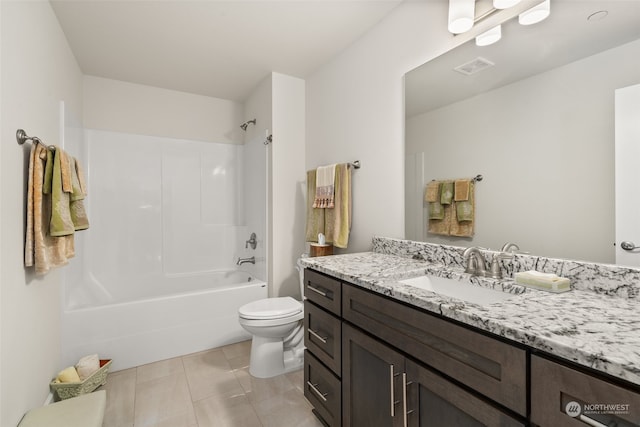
306;284;327;297
308;328;328;344
577;414;608;427
402;373;409;427
390;365;396;417
306;381;328;402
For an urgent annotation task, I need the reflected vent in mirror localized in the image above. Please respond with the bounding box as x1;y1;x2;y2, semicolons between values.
454;57;495;75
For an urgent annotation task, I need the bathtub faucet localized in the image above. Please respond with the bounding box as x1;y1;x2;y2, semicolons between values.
237;256;255;265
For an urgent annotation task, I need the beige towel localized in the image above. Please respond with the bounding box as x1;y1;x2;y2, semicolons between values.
424;181;440;202
76;354;100;381
60;148;72;193
312;164;336;208
25;144;75;275
305;170;325;241
325;163;352;248
54;366;81;383
454;179;470;201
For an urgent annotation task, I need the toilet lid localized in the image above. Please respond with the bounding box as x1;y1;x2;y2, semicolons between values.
238;297;303;320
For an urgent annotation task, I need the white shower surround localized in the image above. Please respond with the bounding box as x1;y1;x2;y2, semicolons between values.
61;129;267;370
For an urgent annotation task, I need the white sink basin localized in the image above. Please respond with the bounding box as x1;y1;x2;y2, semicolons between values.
399;275;517;306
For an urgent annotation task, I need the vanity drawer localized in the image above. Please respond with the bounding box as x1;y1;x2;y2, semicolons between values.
304;269;341;316
531;355;640;427
304;300;341;376
304;350;341;427
342;283;527;416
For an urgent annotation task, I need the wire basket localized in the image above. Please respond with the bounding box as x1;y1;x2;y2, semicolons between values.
50;359;112;400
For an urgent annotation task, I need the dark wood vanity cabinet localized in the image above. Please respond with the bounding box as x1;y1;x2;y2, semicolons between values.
303;268;640;427
531;355;640;427
304;269;343;426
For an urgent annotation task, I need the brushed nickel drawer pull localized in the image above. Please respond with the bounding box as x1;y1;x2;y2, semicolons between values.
402;373;409;427
308;328;328;344
307;284;328;297
307;381;328;402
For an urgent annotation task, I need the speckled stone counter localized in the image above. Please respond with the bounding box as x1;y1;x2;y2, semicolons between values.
300;247;640;387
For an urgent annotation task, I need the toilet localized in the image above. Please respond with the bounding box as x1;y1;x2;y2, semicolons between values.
238;258;306;378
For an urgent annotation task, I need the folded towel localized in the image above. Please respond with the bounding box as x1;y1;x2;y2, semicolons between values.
428;203;452;236
76;354;100;380
428;202;444;220
454;179;470;201
514;270;571;292
424;181;440;202
312;164;336;208
451;182;475;237
60;149;72;193
440;181;453;205
326;163;352;248
25;144;75;275
305;170;325;242
55;366;81;383
50;146;76;237
70;157;89;231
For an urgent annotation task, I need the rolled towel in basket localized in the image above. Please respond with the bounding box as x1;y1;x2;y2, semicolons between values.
55;366;81;383
76;354;100;380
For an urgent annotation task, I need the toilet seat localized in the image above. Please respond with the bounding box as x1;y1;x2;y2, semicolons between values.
238;297;302;320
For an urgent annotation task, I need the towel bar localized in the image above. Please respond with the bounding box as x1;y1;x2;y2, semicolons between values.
16;129;54;151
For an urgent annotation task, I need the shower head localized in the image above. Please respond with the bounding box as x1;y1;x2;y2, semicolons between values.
240;119;257;131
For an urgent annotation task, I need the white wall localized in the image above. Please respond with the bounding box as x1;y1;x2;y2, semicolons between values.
305;2;450;253
271;73;306;298
84;76;244;144
0;1;83;425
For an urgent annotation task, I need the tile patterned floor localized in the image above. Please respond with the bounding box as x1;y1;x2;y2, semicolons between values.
100;340;324;427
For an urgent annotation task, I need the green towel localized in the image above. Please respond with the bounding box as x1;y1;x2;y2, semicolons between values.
326;163;351;249
49;148;75;237
456;201;473;221
428;201;444;220
69;157;89;231
440;181;453;205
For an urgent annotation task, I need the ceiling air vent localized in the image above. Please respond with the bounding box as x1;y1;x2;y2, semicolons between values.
454;57;495;75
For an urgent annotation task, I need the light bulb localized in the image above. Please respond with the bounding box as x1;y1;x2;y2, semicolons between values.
476;25;502;47
448;0;475;34
519;0;551;26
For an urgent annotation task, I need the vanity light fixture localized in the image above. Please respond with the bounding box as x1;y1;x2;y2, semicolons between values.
519;0;551;25
448;0;475;34
493;0;521;9
476;24;502;46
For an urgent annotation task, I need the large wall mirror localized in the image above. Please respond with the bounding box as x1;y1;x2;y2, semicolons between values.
405;0;640;265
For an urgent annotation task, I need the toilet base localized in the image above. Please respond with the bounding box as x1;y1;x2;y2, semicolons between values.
248;333;304;378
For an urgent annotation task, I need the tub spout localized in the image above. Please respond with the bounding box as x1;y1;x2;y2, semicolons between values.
237;256;255;265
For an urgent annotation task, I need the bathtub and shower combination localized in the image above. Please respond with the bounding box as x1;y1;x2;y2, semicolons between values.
61;129;268;371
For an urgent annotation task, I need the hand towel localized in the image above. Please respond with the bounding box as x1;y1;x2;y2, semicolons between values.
69;157;89;231
325;163;352;248
305;170;325;242
25;144;75;275
76;354;100;380
428;203;452;236
49;146;76;237
440;181;454;205
454;179;470;201
312;164;336;208
59;149;72;193
424;181;440;202
451;182;475;237
428;201;444;220
55;366;81;383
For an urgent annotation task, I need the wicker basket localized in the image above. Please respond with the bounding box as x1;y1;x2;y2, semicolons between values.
50;359;112;400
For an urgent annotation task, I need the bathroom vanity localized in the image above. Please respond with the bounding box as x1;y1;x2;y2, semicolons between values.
301;238;640;427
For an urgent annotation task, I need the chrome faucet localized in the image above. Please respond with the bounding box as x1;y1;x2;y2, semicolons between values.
500;242;520;253
245;232;257;250
236;256;255;265
462;247;488;277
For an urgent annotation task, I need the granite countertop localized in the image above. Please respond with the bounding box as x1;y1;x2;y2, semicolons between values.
300;252;640;387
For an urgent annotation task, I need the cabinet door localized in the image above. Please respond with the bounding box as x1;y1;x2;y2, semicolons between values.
405;360;525;427
342;323;405;427
531;355;640;427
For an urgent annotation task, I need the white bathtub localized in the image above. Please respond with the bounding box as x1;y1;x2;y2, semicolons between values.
61;271;267;371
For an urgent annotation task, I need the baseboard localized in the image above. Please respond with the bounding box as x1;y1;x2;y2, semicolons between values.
43;391;54;406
